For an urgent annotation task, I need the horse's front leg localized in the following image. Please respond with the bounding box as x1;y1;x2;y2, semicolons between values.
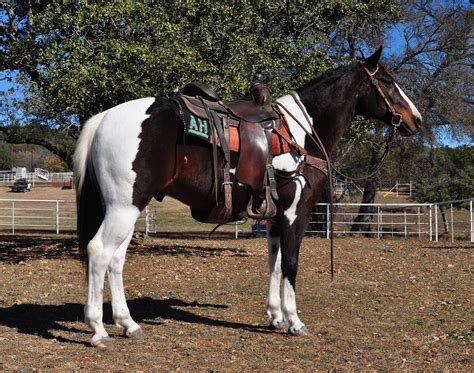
279;213;309;336
265;221;287;330
267;175;313;336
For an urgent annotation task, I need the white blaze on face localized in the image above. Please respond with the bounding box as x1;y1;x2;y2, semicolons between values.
395;83;422;121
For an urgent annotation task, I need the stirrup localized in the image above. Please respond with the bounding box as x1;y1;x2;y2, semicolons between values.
246;187;277;220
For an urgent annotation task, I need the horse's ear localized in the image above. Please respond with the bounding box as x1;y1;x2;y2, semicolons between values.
363;46;383;70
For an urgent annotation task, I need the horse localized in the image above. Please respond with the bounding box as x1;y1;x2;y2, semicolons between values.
74;47;422;348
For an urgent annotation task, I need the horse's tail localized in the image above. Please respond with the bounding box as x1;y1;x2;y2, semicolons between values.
73;110;108;268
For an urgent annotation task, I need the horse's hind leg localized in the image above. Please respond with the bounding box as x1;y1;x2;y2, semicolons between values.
107;227;143;338
85;206;140;348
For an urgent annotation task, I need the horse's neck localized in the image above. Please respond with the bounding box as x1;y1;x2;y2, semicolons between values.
296;68;362;156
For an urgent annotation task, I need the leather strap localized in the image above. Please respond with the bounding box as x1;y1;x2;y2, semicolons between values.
222;116;233;220
362;65;403;128
305;155;328;176
198;97;220;204
265;130;279;200
272;123;308;156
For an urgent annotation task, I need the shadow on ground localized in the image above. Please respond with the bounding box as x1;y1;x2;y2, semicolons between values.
0;235;249;264
0;297;273;345
0;236;79;263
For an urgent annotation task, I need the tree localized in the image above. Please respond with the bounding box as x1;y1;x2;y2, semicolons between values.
341;0;473;232
1;0;403;168
414;146;473;203
0;140;13;170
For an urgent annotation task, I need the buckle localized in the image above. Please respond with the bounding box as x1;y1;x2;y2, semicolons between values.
391;114;402;128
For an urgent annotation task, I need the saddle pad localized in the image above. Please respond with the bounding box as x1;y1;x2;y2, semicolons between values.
175;97;292;156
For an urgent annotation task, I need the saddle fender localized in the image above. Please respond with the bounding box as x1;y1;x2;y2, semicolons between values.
236;121;268;194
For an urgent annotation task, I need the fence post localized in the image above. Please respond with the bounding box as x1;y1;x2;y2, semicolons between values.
12;201;15;234
145;205;149;238
417;207;421;239
435;204;438;242
377;206;380;239
471;200;473;243
326;204;330;239
404;208;407;239
431;205;434;240
450;203;454;243
56;201;59;234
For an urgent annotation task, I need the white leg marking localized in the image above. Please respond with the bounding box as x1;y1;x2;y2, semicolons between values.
395;83;422;120
266;227;284;328
282;278;306;334
85;206;140;345
107;228;141;336
284;177;306;226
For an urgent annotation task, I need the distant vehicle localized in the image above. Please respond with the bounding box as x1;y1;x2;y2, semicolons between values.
9;178;32;192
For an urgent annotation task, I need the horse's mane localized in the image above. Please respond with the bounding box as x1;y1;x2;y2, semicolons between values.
298;63;356;92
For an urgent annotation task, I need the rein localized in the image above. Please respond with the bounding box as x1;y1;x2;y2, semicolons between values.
333;64;401;182
276;95;335;280
275;65;403;279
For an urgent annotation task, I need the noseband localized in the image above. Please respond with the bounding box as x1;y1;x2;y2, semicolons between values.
362;64;403;128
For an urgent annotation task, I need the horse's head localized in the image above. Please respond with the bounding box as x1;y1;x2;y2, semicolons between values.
357;46;422;137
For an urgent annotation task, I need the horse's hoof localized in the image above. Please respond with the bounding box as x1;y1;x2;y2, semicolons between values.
269;319;289;331
288;324;308;336
124;327;144;339
91;336;112;350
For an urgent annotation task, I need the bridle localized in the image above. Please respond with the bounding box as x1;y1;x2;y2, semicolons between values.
361;63;403;129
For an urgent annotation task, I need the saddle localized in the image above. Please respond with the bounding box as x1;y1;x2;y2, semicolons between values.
174;81;282;223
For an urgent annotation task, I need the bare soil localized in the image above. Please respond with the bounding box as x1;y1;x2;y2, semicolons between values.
0;233;472;371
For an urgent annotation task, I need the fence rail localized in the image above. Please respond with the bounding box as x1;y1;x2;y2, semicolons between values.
308;199;473;242
0;198;472;242
0;171;73;185
0;199;149;235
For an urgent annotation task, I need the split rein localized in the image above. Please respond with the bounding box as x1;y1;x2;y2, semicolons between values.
274;64;402;279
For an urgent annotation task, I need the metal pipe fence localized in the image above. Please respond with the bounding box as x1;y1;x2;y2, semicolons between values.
308;199;473;242
0;199;150;235
0;198;472;242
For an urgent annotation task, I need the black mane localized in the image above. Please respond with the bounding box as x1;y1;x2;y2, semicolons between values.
297;63;357;93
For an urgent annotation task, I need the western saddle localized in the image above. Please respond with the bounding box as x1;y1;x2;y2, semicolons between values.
173;80;283;223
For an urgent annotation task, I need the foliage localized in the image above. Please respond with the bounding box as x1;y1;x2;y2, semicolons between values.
413;146;474;203
0;141;13;170
1;0;402;166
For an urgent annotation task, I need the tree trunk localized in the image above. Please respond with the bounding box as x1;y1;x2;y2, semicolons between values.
350;131;388;235
439;205;449;234
350;176;377;235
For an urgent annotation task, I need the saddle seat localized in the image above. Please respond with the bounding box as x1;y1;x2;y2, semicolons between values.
183;81;279;124
183;81;220;102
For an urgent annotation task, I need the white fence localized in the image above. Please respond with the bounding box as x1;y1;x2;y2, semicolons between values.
383;181;415;198
0;170;73;185
0;198;472;242
0;199;151;235
308;199;473;242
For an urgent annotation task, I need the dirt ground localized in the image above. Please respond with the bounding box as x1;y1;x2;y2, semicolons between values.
0;233;472;372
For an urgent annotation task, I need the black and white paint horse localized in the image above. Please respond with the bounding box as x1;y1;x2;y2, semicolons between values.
74;47;422;348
